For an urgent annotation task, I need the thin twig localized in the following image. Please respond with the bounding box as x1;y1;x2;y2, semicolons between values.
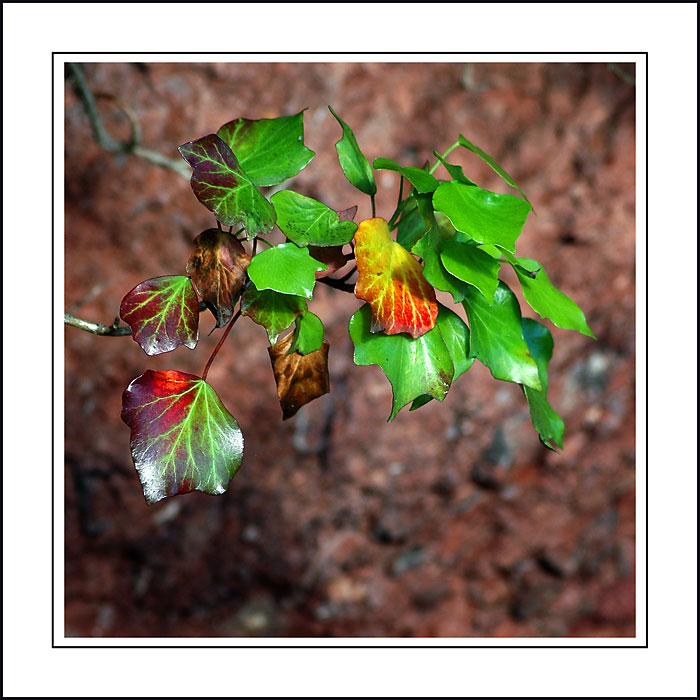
65;302;209;337
67;63;190;179
317;277;355;293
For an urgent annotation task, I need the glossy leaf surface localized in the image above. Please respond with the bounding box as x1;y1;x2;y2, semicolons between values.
521;318;565;449
289;311;324;355
433;181;531;252
217;111;314;187
431;151;476;185
440;239;501;303
412;228;472;303
515;258;595;337
247;243;326;299
373;158;439;193
240;285;307;344
268;333;330;419
354;217;438;338
121;370;243;504
458;134;530;204
178;134;275;237
463;282;541;391
120;275;199;356
328;106;376;196
186;229;250;328
349;303;471;420
271;190;357;247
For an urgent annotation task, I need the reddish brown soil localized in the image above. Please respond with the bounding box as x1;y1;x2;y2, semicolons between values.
64;62;636;638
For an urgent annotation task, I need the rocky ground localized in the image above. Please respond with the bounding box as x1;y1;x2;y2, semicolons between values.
64;61;636;638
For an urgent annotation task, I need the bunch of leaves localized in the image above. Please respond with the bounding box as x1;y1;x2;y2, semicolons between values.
118;107;593;504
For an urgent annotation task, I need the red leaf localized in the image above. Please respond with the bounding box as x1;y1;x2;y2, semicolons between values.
120;276;199;355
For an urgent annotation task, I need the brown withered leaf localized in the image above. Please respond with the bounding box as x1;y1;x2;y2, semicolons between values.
337;205;358;223
186;228;251;327
268;333;330;420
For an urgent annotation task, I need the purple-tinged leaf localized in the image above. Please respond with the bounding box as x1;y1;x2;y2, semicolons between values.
120;276;199;356
121;370;243;504
178;134;275;238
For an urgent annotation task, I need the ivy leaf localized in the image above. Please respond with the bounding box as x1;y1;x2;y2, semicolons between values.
515;258;595;337
186;229;250;328
178;134;275;238
121;370;243;504
271;190;358;247
433;181;532;253
247;243;327;299
354;217;438;338
328;106;377;196
240;285;307;344
288;311;324;355
349;303;470;420
217;111;314;187
373;158;439;194
309;245;348;279
268;333;330;419
458;134;531;205
120;276;199;356
431;151;476;185
521;318;565;450
412;227;472;304
396;195;429;250
463;282;541;391
440;239;501;303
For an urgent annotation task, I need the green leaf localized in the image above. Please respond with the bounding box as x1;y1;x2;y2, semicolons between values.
120;275;199;356
463;282;541;391
121;370;243;504
396;195;428;250
289;311;324;355
240;285;307;344
217;111;314;187
433;181;532;253
431;151;476;185
328;106;377;196
515;258;595;337
178;134;275;238
521;318;565;450
271;190;357;247
440;239;501;303
349;303;471;420
412;227;472;303
247;243;326;300
373;158;439;193
458;134;531;205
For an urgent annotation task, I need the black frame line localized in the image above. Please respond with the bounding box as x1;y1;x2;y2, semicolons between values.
54;51;647;650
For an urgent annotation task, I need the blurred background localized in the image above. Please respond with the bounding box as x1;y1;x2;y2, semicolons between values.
64;62;636;638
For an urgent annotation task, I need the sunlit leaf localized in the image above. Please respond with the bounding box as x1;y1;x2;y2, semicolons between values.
521;318;565;450
354;217;437;338
431;151;476;185
373;157;439;193
271;190;357;247
120;275;199;356
349;303;470;420
463;282;541;391
268;333;330;419
121;370;243;504
288;311;324;355
217;111;314;187
433;181;532;253
247;243;327;299
240;285;307;344
515;258;595;337
440;239;501;303
186;229;250;328
178;134;275;238
328;106;377;196
458;134;530;205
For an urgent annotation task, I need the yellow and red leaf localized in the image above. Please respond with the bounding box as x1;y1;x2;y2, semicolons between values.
353;217;438;338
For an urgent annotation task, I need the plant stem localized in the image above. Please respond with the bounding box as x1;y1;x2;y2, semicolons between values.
370;194;376;218
388;176;405;229
428;140;460;175
201;309;241;381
